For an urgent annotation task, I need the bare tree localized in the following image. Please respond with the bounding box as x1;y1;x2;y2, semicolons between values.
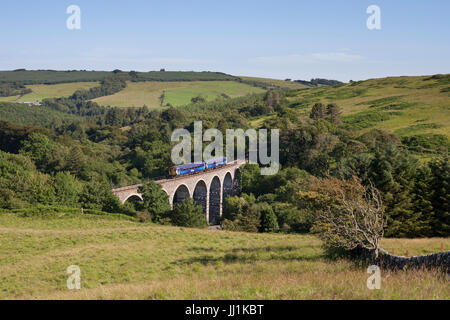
309;177;386;257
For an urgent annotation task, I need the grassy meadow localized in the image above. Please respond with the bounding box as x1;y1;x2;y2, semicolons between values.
0;82;99;103
0;211;448;300
91;81;265;109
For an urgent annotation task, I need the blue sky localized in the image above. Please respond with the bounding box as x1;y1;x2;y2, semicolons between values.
0;0;449;81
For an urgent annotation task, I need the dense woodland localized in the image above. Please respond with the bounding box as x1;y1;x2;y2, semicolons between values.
0;82;32;97
293;78;343;87
0;69;237;85
0;72;448;239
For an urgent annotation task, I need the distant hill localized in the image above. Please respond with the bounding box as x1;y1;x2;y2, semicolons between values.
1;71;449;147
238;76;311;90
0;70;341;108
252;74;450;153
0;70;238;85
0;70;251;109
0;70;111;85
293;78;343;87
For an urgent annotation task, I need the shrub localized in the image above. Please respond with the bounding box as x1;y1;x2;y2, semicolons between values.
134;210;151;223
342;110;391;129
170;198;207;228
402;134;449;153
273;202;313;233
53;171;81;207
222;195;248;221
221;202;261;233
138;180;171;222
78;179;122;213
258;203;279;233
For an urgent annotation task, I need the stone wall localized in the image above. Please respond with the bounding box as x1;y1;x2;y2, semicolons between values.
361;248;449;273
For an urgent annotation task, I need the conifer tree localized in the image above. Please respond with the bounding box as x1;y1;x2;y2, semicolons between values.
326;103;342;124
428;155;450;236
310;103;326;120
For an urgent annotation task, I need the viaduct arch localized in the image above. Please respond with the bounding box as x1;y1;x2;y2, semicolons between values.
111;160;244;224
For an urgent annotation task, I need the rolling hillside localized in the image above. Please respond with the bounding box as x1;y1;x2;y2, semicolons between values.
92;81;265;109
0;71;448;142
253;74;450;142
0;71;260;109
299;75;450;137
0;211;447;300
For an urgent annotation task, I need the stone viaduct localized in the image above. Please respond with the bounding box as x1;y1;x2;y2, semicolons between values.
111;160;245;225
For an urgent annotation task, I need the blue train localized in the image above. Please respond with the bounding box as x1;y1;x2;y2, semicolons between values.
169;157;227;177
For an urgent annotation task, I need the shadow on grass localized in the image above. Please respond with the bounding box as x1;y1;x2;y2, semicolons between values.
174;245;324;266
322;246;370;269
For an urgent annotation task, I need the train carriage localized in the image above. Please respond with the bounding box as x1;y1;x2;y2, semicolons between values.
169;157;227;177
205;157;227;169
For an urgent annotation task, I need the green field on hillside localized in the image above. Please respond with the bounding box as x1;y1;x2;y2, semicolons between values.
0;212;447;300
252;75;450;140
0;82;99;103
92;81;265;108
296;75;450;137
